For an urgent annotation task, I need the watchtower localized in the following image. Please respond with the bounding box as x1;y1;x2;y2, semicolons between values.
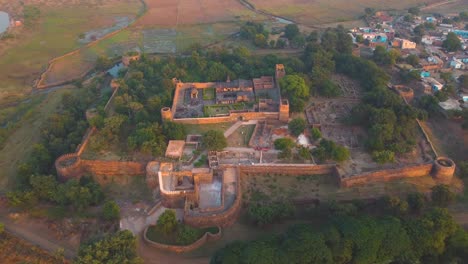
275;64;286;81
161;107;173;122
279;99;289;122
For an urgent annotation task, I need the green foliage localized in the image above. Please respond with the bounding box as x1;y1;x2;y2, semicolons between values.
408;7;420;15
317;79;341;97
23;5;40;27
203;130;227;151
102;200;120;221
310;127;322;140
373;46;399;66
284;24;300;40
407;192;426;213
0;222;4;234
248;200;295;227
443;32;462;52
298;146;312;160
76;230;141;264
176;225;200;245
278;147;292;160
406;54;420;67
157;210;178;235
417;95;440;116
274;138;295;150
431;184;455;207
162;122;186;140
288;118;306;136
95;56;113;71
371;150;395;164
240;21;269;48
380;196;409;216
313;139;350;162
280;75;309;112
127;123;166;156
458;161;468;178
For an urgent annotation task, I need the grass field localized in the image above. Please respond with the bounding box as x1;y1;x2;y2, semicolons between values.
0;0;142;104
0;87;77;191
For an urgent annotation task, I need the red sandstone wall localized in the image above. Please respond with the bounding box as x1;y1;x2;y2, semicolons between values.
184;168;242;228
172;112;279;125
80;160;146;185
340;163;433;187
239;164;338;176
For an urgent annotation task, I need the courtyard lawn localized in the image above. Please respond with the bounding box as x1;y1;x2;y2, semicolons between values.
146;224;219;246
203;88;215;100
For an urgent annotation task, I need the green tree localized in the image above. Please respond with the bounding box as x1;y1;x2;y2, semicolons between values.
443;32;462;52
280;75;309;112
96;56;113;71
254;34;268;48
408;7;420;15
407;192;426;213
29;175;58;201
162;122;187;140
102;200;120;221
274;138;295;150
157;210;178;235
288;118;306;136
311;127;322;140
431;185;455;207
203;130;227;151
284;24;300;40
406;54;420;67
76;230;141;264
372;150;395;164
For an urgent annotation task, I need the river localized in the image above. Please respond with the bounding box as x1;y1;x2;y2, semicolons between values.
0;11;9;34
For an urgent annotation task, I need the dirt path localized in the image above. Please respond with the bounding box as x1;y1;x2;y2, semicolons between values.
421;0;459;10
0;208;78;260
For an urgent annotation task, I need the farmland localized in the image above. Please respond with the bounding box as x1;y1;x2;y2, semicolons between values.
248;0;442;25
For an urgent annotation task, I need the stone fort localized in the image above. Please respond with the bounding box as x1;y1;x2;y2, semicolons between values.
161;64;290;124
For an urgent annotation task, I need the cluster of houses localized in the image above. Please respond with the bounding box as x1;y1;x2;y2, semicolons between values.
350;11;468;111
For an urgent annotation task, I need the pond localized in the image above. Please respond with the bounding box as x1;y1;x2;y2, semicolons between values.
107;63;124;78
0;11;9;34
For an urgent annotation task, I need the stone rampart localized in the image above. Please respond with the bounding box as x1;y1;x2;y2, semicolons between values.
184;167;242;228
143;226;221;254
56;157;145;184
172;111;279;125
240;164;338;176
340;163;434;187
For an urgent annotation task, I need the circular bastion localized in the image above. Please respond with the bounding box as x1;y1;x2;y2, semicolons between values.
55;153;83;180
161;107;172;121
432;157;455;182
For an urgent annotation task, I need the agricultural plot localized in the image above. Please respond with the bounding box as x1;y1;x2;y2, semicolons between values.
249;0;441;25
0;0;142;102
142;29;177;54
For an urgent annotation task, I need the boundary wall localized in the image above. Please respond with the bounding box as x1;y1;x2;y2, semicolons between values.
143;226;221;254
340;163;434;187
171;111;280;125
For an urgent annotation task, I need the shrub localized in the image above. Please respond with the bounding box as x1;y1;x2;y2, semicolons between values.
157;210;178;235
102;200;120;221
431;185;455;207
311;127;322;140
288;118;306;136
203;130;227;151
372;150;395;164
274;138;295;150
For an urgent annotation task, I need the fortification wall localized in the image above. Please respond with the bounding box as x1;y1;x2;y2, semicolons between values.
143;226;221;254
240;164;338;176
172;112;279;125
56;157;145;185
81;160;146;185
340;163;434;187
184;168;242;228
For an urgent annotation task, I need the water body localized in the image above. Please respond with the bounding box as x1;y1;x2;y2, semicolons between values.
107;63;124;78
0;11;9;34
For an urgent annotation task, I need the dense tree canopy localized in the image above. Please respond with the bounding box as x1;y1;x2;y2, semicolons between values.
279;75;309;112
443;32;462;52
76;230;141;264
203;130;227;151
